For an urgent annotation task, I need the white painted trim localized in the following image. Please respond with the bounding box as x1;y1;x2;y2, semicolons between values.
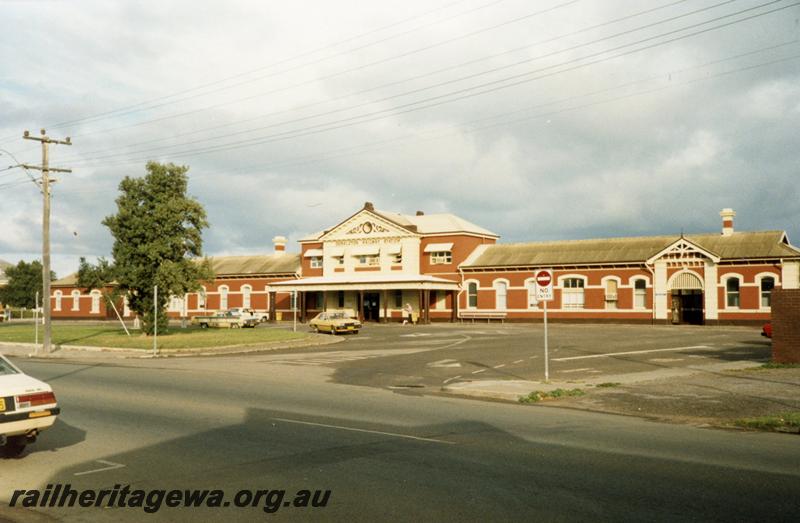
628;275;651;286
464;279;480;309
71;290;81;311
53;290;62;311
667;269;704;290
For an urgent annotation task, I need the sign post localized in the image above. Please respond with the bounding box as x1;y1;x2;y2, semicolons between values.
535;270;554;382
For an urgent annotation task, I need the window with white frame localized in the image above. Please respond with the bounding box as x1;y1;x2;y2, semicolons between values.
198;287;206;309
71;290;80;311
335;256;344;266
358;255;379;266
90;290;101;314
494;281;507;310
219;286;229;310
605;279;618;309
242;285;252;308
562;278;585;309
527;281;538;309
168;295;183;312
467;282;478;309
392;253;402;264
310;257;322;269
54;291;62;311
634;279;647;309
725;278;740;308
430;251;452;264
760;277;775;308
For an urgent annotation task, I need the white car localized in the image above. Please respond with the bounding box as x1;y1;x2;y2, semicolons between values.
226;308;269;323
1;354;59;457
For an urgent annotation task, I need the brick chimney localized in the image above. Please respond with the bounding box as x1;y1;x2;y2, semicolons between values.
272;235;287;253
720;208;735;236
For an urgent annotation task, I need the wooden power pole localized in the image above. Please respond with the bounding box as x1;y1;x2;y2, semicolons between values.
22;129;72;354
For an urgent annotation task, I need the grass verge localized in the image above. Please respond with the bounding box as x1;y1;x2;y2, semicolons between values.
0;323;308;350
733;412;800;433
519;388;586;403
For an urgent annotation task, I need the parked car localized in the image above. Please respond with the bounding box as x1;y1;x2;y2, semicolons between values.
191;311;259;329
761;322;772;338
308;312;361;335
227;308;268;323
1;354;60;457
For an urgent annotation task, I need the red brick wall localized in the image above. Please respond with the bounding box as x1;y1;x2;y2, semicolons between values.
420;235;495;276
300;242;323;277
772;289;800;363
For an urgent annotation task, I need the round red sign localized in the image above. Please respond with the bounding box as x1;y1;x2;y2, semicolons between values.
536;271;552;286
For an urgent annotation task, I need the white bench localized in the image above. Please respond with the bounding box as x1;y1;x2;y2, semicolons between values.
458;311;507;323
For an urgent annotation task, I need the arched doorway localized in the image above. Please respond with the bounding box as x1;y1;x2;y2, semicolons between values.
668;271;704;325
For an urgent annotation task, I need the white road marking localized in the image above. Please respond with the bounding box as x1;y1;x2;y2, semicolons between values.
471;369;486;374
493;364;506;369
427;359;462;368
648;357;684;363
399;333;432;338
74;460;126;476
442;375;462;384
529;356;538;359
273;418;455;445
513;359;525;364
552;345;712;362
559;368;594;373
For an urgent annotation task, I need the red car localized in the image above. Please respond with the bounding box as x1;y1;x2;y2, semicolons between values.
761;323;772;338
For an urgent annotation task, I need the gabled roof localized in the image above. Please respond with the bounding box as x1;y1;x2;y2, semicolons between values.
463;231;800;268
301;204;498;241
207;253;301;276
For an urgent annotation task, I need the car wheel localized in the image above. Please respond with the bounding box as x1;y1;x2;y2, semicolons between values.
231;323;240;329
313;326;320;333
200;323;208;329
260;317;267;323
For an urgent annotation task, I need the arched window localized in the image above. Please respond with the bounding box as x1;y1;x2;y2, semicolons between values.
219;285;229;310
725;278;740;308
197;287;206;309
562;278;585;309
241;285;252;308
54;290;63;311
467;282;478;309
90;290;102;314
634;279;647;309
494;280;508;310
760;277;775;308
71;290;81;311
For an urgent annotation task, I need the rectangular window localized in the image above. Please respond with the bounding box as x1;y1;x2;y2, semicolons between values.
310;257;323;269
634;280;647;309
430;251;452;264
726;279;740;308
467;282;478;309
358;255;379;266
527;283;538;309
761;277;775;308
336;256;344;266
392;253;402;264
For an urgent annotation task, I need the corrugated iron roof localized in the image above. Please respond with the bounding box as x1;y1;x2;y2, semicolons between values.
463;231;800;268
207;253;301;276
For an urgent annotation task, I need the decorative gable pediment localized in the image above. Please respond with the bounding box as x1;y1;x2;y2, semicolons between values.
647;238;720;266
320;209;416;243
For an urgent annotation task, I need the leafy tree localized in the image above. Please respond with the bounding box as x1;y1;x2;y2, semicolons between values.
80;161;213;335
0;260;55;309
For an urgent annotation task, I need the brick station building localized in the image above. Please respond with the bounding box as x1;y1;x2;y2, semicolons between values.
51;204;800;325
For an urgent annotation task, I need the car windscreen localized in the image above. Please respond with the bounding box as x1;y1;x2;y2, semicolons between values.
0;357;20;376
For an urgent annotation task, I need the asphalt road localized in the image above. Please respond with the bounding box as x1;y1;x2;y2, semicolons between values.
254;323;771;390
2;348;799;522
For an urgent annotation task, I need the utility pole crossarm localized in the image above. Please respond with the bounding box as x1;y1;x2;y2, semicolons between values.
19;164;72;173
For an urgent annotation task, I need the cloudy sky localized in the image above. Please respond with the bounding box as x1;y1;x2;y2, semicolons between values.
1;0;798;277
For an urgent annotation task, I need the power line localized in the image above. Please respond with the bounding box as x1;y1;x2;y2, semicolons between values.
0;0;507;142
51;0;579;148
60;0;691;160
50;41;799;196
67;0;798;167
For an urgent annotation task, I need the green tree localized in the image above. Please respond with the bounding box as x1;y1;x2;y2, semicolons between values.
0;260;55;308
81;161;213;335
